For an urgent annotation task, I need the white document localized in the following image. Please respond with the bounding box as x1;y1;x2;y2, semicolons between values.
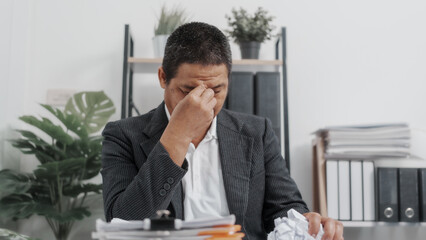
338;161;351;220
350;161;363;221
326;161;339;219
362;161;375;221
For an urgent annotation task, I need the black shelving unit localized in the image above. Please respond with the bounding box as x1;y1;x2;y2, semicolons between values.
120;24;291;172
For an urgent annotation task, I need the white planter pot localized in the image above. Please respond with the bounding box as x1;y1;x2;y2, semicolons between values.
153;35;169;58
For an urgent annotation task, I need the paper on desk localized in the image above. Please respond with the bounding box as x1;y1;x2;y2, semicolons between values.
96;214;236;232
267;209;324;240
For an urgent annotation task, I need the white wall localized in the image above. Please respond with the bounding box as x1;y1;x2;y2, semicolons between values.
1;0;426;239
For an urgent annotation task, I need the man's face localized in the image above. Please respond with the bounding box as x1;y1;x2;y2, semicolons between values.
159;63;229;117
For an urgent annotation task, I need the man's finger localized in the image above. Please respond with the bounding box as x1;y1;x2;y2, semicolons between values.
305;213;321;238
206;97;217;110
200;88;215;101
333;221;344;240
189;84;206;97
321;218;336;240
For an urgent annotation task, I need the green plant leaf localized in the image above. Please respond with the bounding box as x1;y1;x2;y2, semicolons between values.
11;130;67;161
0;228;39;240
63;183;102;197
0;170;33;198
34;158;86;180
34;205;91;223
64;91;115;134
19;116;73;145
225;7;275;43
154;5;189;35
0;194;35;220
40;104;89;139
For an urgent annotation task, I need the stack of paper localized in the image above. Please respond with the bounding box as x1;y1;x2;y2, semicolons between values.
92;215;244;240
315;123;411;159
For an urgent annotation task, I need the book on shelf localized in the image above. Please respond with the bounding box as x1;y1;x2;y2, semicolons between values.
326;160;338;219
227;72;254;115
377;168;399;222
398;168;420;222
338;160;351;221
350;161;363;221
363;161;375;221
254;72;281;142
419;169;426;222
311;123;419;222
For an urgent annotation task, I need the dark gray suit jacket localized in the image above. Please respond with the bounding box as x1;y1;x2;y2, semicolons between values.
101;102;309;239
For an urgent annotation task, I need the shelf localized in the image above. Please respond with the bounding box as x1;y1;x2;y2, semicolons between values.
128;57;283;73
341;221;426;227
128;57;283;65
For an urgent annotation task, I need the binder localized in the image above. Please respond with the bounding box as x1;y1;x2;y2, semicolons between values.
338;160;351;220
419;168;426;222
254;72;281;141
362;161;375;221
377;168;398;222
326;160;339;219
227;72;254;114
398;168;419;222
350;161;363;221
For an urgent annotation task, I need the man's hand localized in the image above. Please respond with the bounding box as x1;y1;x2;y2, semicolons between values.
303;212;344;240
168;84;217;141
160;84;217;166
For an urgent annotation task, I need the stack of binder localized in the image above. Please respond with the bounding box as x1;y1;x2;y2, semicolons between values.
312;123;419;223
92;214;244;240
226;71;281;142
377;167;426;222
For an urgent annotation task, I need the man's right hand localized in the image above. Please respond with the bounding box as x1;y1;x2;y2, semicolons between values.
160;84;217;166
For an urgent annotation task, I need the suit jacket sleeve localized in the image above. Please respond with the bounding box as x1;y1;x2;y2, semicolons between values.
101;121;187;221
262;118;309;232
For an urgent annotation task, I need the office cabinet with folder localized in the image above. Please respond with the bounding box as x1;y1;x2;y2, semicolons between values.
419;169;426;222
377;168;399;222
398;168;420;222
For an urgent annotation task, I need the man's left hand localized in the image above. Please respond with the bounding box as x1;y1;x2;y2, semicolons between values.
303;212;344;240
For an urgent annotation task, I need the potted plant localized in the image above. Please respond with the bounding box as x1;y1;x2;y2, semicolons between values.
0;91;115;240
225;7;275;59
153;5;189;57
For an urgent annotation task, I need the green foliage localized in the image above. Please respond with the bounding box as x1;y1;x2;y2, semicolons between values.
0;91;115;240
225;7;275;43
0;228;39;240
154;5;189;35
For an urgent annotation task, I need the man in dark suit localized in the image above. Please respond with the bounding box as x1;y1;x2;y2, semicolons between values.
101;22;343;239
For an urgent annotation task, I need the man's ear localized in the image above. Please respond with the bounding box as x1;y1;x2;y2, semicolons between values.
158;67;167;89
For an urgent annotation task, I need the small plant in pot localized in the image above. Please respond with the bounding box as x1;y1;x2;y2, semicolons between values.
0;91;115;240
153;5;189;57
226;7;275;59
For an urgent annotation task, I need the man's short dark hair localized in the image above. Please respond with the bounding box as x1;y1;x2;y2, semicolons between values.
162;22;232;84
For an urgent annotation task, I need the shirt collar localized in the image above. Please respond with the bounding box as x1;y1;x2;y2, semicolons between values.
164;103;217;140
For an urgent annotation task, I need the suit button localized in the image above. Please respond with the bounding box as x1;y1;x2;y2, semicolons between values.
164;183;171;190
167;177;174;184
159;189;166;196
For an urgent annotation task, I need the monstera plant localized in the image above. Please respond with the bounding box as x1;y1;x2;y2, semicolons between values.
0;91;115;240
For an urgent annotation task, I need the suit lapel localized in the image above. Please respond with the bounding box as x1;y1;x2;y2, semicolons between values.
139;102;184;219
217;110;253;226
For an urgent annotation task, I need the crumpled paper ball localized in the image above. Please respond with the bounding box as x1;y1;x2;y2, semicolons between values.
267;209;324;240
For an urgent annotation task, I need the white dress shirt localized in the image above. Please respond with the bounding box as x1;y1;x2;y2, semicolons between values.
164;104;230;220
